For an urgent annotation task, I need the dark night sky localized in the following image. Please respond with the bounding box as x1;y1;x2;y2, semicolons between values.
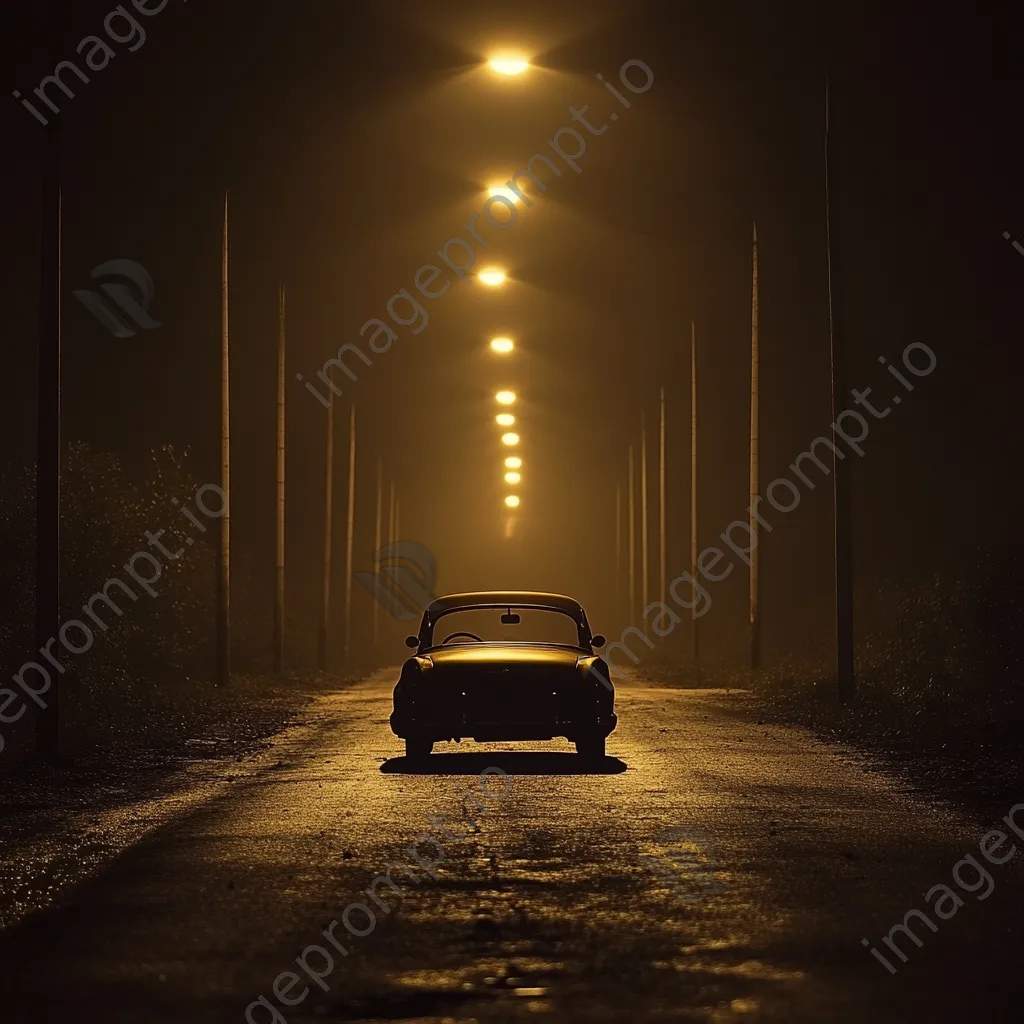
1;0;1021;665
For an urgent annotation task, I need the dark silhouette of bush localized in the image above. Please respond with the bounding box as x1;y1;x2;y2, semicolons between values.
752;546;1024;752
1;443;270;759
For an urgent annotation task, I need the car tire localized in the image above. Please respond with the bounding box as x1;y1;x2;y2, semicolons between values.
575;734;605;758
405;737;433;759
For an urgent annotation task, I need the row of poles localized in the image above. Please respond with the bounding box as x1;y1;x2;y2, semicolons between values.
222;199;406;686
614;241;751;674
31;0;408;758
613;81;855;700
32;162;409;758
615;330;697;665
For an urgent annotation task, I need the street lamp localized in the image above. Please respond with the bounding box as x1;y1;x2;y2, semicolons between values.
496;413;515;426
488;185;519;204
504;471;521;484
478;268;506;287
488;57;529;76
504;456;522;469
501;432;520;446
505;494;521;507
495;390;516;405
490;337;514;354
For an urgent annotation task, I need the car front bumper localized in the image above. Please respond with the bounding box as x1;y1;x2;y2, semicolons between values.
390;712;617;743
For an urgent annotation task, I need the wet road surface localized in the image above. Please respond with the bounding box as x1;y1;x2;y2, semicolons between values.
0;669;1021;1022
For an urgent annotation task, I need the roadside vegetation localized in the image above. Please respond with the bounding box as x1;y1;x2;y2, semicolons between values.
0;444;342;770
643;549;1023;812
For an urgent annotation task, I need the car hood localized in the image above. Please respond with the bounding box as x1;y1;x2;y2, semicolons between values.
422;645;585;670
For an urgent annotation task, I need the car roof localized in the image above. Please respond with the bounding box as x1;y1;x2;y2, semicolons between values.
425;591;584;616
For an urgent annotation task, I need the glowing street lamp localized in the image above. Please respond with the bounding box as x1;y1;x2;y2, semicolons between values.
504;456;522;469
478;268;506;287
488;185;519;204
501;432;520;447
504;471;521;484
490;337;514;354
505;494;521;508
488;57;529;76
495;390;516;405
496;413;515;426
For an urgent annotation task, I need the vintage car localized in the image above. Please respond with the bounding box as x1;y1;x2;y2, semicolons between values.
389;591;617;759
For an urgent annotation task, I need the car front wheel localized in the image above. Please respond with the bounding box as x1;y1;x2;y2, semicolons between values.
405;737;433;759
575;734;605;758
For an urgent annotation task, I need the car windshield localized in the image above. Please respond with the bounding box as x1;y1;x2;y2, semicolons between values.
430;607;582;647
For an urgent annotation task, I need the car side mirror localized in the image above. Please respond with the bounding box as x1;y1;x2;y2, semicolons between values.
591;634;606;648
405;635;419;649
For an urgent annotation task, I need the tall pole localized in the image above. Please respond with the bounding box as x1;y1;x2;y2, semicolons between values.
388;478;396;645
826;79;855;702
35;0;63;755
627;446;636;622
640;413;649;615
318;383;334;672
658;387;666;607
615;484;622;625
273;283;286;676
373;455;382;650
690;321;699;672
343;404;357;664
216;192;231;687
394;497;401;608
389;479;396;550
749;222;761;672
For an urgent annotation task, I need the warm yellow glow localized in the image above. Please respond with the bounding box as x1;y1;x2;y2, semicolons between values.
496;413;515;426
488;58;529;76
478;268;506;286
501;432;520;446
490;337;514;354
505;494;521;508
504;456;522;469
487;185;519;203
495;390;516;405
504;471;521;484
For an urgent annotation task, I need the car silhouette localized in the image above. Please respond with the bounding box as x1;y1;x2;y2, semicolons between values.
390;591;617;759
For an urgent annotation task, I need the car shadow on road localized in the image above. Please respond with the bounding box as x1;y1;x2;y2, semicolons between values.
380;752;628;775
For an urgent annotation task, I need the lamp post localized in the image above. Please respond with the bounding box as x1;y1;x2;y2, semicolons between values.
318;379;334;672
343;404;356;664
216;192;231;688
691;321;699;673
35;0;64;754
273;283;286;676
826;79;855;703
